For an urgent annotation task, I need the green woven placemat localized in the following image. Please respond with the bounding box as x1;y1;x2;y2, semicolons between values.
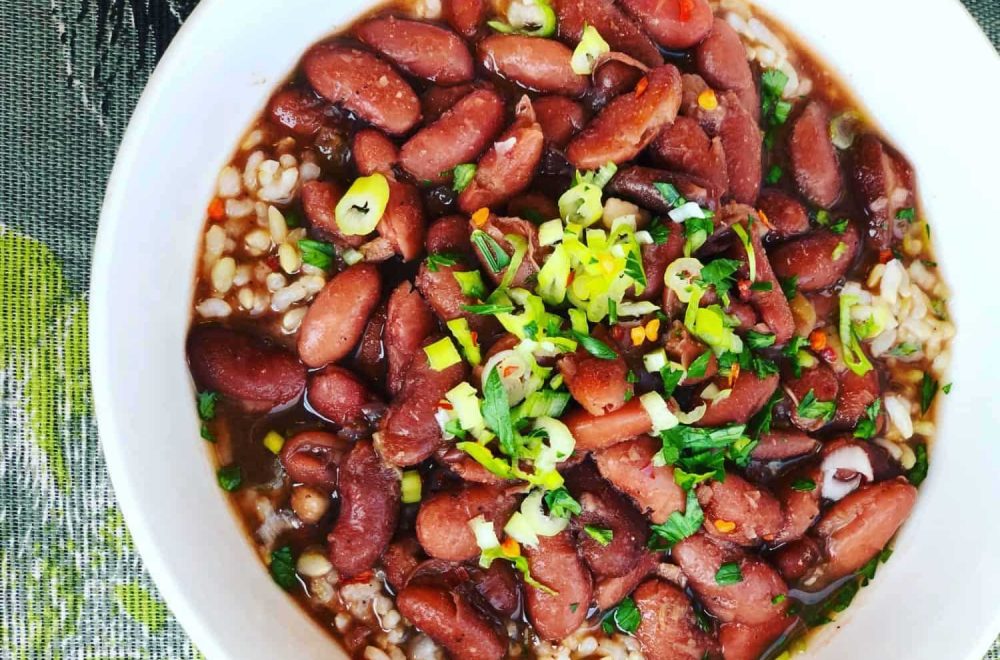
0;1;996;658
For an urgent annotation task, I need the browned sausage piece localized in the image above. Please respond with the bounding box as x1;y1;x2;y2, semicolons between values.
850;134;915;251
752;429;820;462
415;484;518;562
327;439;400;577
532;95;587;149
805;478;917;589
594;436;686;524
618;0;714;50
415;262;502;343
352;128;399;176
697;473;784;547
718;92;763;205
757;188;811;240
298;264;382;368
426;214;475;257
673;534;789;625
306;366;383;433
594;551;660;610
634;579;720;660
300;180;366;248
606;166;722;215
554;0;663;67
558;349;632;415
478;35;588;97
695;370;780;428
719;615;798;660
459;98;545;214
187;325;306;412
523;531;593;640
832;366;881;431
649;115;729;196
377;335;467;466
303;44;420;136
396;584;506;660
443;0;487;38
355;16;474;85
694;18;758;121
789;102;844;208
566;65;682;170
267;87;327;136
563;397;653;451
400;88;506;185
770;223;860;293
385;281;436;397
383;535;424;591
279;430;349;490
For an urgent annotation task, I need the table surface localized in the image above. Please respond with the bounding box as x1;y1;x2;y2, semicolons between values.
0;1;996;658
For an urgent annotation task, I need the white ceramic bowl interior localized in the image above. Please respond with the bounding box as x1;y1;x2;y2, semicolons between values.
91;1;1000;658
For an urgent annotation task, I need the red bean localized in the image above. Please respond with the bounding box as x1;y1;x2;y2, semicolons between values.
396;584;506;660
383;535;424;591
421;83;477;124
352;128;399;176
187;325;306;412
606;166;721;215
300;180;366;248
619;0;714;49
303;44;420;136
594;436;686;524
789;102;844;208
435;445;512;486
506;193;561;223
752;429;820;462
639;226;685;302
695;19;757;118
298;264;382;368
279;430;348;490
664;321;718;386
472;560;521;618
459;98;545;213
770;223;860;293
756;189;810;240
594;552;660;610
415;262;502;342
564;397;653;451
832;367;881;430
533;95;587;149
469;214;544;288
771;536;823;583
415;484;518;562
649;115;729;196
400;88;506;184
443;0;487;38
806;478;917;589
719;615;798;660
426;214;474;257
696;370;780;428
782;362;839;432
558;349;632;415
718;92;763;205
354;302;387;385
554;0;663;67
736;218;796;345
680;73;725;132
478;35;588;96
378;177;427;261
585;58;646;113
306;366;382;432
634;579;720;660
523;531;593;640
773;474;821;543
673;534;789;625
567;65;682;170
267;87;327;136
327;439;400;577
355;16;474;85
385;281;436;397
850;134;915;251
697;473;783;546
377;335;467;466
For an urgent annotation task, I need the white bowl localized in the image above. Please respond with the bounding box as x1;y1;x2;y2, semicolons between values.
91;1;1000;658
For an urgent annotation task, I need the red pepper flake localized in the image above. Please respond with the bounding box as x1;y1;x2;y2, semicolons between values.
566;271;576;286
634;76;649;98
878;249;893;264
502;365;519;378
342;570;374;585
809;329;828;351
737;279;752;300
265;255;281;272
818;347;837;364
207;197;226;221
437;400;454;411
678;0;694;22
610;325;626;342
470;331;479;346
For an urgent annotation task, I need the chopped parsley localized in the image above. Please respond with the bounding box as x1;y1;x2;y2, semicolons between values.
451;163;477;192
298;239;335;270
796;389;836;422
765;164;783;184
544;487;582;518
216;465;242;492
584;525;614;546
687;351;712;380
853;399;881;440
761;69;792;128
461;303;516;315
886;342;920;358
426;251;461;272
660;366;685;398
571;331;619;360
650;489;704;548
771;594;787;605
653;182;684;207
482;367;516;457
269;546;298;590
942;383;952;394
746;330;776;349
907;444;928;487
197;391;218;420
781;335;810;378
648;217;670;245
748;390;784;439
602;596;640;635
780;275;798;301
791;477;817;492
919;374;938;414
896;207;916;222
828;218;849;234
750;281;773;292
715;562;744;586
698;258;741;297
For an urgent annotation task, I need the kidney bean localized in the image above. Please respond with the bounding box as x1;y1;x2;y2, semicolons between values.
739;219;796;345
720;615;798;660
297;264;381;368
770;223;860;293
443;0;487;38
554;0;662;67
523;531;593;640
355;16;473;85
383;535;424;591
469;214;544;288
327;439;400;577
306;366;383;433
639;226;685;302
566;65;682;170
421;83;477;124
771;536;823;583
564;397;653;451
426;214;474;257
279;430;348;490
303;44;420;136
352;128;399;176
772;467;822;543
416;484;519;562
532;96;587;149
680;73;725;132
673;534;789;625
696;370;779;428
377;335;467;466
650;116;729;196
459;99;545;213
619;0;713;49
267;87;327;136
594;436;686;524
187;325;306;412
850;134;915;250
400;88;506;184
727;300;758;331
558;349;632;416
782;362;839;432
377;177;427;261
594;552;660;610
752;429;820;462
634;579;720;660
300;180;366;248
718;92;763;205
354;301;387;386
832;367;881;431
756;189;810;241
697;473;783;546
695;19;757;116
385;281;436;397
478;35;588;97
396;584;506;660
584;58;645;113
415;262;503;342
804;478;917;589
507;193;560;223
606;166;721;215
789;102;844;208
664;321;718;386
473;560;521;618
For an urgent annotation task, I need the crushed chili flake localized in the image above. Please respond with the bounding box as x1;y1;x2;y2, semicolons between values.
207;197;226;221
342;570;374;585
818;347;838;364
737;279;752;299
630;326;646;346
437;400;454;410
501;538;521;557
265;255;282;272
470;331;479;346
809;329;828;351
879;249;894;264
502;365;519;377
697;88;718;111
714;519;737;533
757;209;774;229
678;0;694;21
472;207;490;227
728;362;740;386
644;318;661;341
634;77;649;98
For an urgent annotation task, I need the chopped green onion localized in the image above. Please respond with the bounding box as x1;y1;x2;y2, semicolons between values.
732;222;756;282
452;269;488;299
423;337;462;371
486;0;557;37
715;562;743;585
262;430;285;455
426;251;460;272
217;465;242;492
335;172;390;235
471;229;511;274
538;218;565;247
570;25;610;75
558;181;604;226
452;164;477;192
838;294;873;376
298;239;336;270
584;525;613;546
462;303;516;315
401;470;423;504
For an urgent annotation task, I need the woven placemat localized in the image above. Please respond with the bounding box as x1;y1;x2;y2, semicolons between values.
0;1;996;658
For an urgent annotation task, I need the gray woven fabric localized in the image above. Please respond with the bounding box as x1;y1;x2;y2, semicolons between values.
0;1;995;658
